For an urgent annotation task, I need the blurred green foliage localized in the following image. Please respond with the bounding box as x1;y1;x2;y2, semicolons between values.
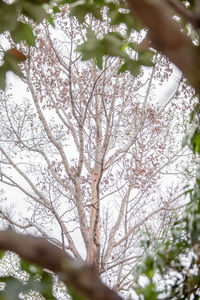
0;0;154;90
0;254;56;299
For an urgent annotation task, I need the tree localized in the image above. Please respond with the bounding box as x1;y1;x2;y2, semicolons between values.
0;0;200;299
0;4;195;299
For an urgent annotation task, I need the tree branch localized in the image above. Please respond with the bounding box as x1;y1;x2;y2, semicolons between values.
166;0;200;29
0;228;123;300
127;0;200;93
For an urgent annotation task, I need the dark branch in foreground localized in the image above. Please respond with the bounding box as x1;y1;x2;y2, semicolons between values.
127;0;200;93
0;228;123;300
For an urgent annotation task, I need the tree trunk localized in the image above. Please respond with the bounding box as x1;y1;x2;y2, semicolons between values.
87;169;101;273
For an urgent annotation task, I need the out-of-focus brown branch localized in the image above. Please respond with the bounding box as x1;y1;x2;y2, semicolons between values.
127;0;200;93
166;0;200;29
0;228;123;300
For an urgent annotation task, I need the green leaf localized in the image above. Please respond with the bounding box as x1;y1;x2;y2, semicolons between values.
48;14;55;27
28;0;51;4
0;64;8;90
0;251;5;260
21;259;43;276
40;272;56;299
93;0;106;6
0;66;6;91
4;52;23;78
77;29;104;65
108;3;141;33
58;0;80;4
21;1;47;23
135;281;160;300
11;22;35;46
0;49;27;89
0;2;18;33
191;129;200;153
70;3;101;23
1;277;31;300
190;110;195;123
102;32;127;58
78;29;128;69
118;60;141;76
53;6;61;13
138;51;154;67
20;260;56;299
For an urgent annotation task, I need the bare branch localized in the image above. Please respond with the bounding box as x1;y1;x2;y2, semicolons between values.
114;194;185;248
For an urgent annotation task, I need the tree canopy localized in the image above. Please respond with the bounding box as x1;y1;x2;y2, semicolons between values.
1;0;200;92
